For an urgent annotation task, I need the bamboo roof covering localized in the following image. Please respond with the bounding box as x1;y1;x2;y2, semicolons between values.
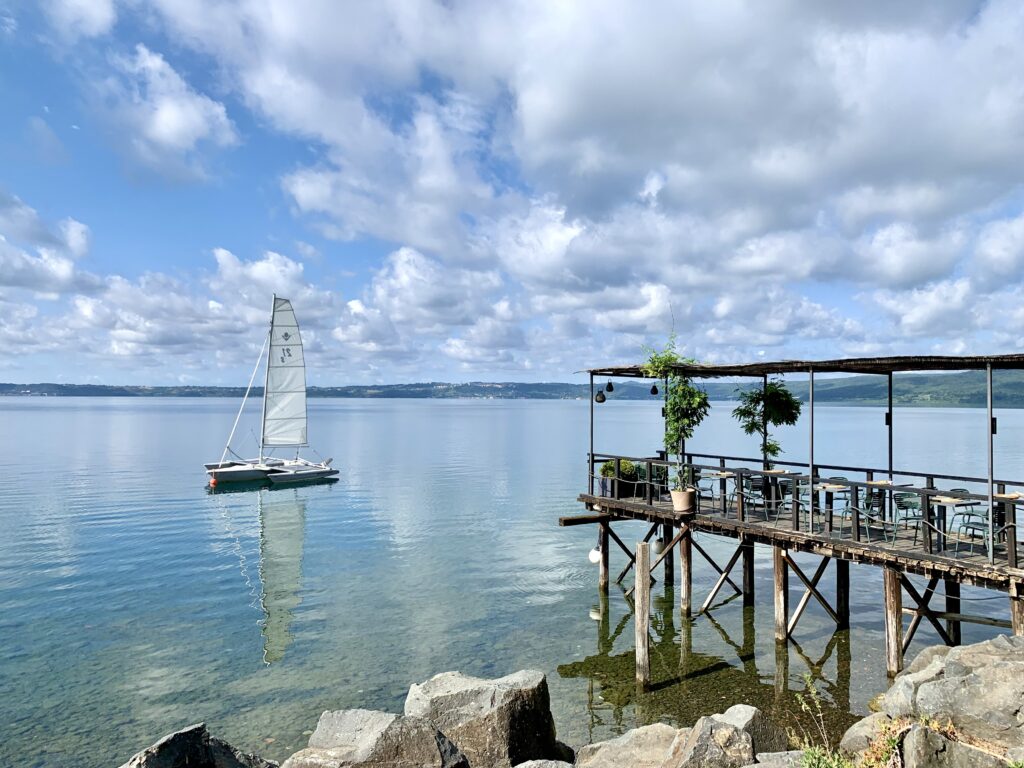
587;354;1024;379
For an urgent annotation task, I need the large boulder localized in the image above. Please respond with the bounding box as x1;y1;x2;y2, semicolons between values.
740;752;804;768
665;705;788;768
901;724;1006;768
281;709;468;768
404;670;560;768
883;635;1024;752
118;723;278;768
838;712;891;757
574;723;680;768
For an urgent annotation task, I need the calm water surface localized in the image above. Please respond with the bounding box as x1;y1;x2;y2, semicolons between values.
0;397;1019;766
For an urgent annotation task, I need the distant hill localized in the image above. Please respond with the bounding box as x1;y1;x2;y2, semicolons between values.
5;369;1024;407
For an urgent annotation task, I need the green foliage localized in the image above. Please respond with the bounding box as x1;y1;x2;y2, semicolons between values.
800;746;852;768
641;333;681;378
600;459;637;480
732;378;801;466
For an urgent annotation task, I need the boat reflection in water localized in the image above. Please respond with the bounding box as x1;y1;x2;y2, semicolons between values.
558;585;857;744
212;477;337;663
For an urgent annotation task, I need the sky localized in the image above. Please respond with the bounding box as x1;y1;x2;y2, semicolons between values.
2;1;1024;385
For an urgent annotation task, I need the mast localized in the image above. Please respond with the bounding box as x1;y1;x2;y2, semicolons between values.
259;293;275;464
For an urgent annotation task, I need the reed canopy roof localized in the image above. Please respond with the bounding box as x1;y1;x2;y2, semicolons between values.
588;354;1024;379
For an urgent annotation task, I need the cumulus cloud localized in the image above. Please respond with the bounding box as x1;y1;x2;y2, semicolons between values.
42;0;116;41
102;44;237;179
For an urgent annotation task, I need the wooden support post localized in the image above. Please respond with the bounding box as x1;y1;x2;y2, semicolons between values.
1011;581;1024;638
883;567;904;676
679;526;692;618
774;639;789;696
742;537;755;608
663;522;674;584
598;522;609;593
836;559;850;630
635;541;651;688
944;579;961;645
774;545;789;641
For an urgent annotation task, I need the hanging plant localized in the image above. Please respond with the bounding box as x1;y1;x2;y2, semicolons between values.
732;378;802;468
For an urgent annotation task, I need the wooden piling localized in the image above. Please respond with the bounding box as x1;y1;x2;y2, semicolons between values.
1011;581;1024;637
883;567;903;676
742;536;755;607
836;558;850;630
663;522;674;584
773;545;788;641
944;579;961;645
598;522;609;592
635;541;651;687
679;526;692;618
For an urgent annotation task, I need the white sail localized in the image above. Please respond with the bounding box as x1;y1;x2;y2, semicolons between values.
262;297;308;447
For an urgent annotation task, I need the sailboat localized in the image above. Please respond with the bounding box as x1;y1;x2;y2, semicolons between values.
205;295;339;486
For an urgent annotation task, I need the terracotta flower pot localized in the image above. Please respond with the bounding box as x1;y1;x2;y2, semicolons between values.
670;488;696;513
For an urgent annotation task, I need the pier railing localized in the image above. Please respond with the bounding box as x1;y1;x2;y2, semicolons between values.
587;450;1021;569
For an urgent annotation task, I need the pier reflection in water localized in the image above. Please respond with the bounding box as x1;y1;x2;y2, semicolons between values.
558;582;858;745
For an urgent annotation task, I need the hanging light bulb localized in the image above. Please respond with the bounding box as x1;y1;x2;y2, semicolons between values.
652;537;665;556
588;547;602;564
595;390;606;403
650;383;659;395
605;381;614;392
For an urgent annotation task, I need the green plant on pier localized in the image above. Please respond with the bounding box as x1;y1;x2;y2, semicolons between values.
733;378;802;468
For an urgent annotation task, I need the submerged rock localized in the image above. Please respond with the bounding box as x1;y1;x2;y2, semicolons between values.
665;705;788;768
281;709;468;768
118;723;278;768
404;670;561;768
574;723;680;768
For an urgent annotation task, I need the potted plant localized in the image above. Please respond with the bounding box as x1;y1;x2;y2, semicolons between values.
732;378;802;468
599;459;639;498
643;335;711;514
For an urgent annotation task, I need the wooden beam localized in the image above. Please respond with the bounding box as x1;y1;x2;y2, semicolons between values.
700;544;745;614
625;525;687;597
635;541;651;688
785;553;840;626
901;576;952;650
883;567;904;676
836;559;850;630
741;536;755;607
680;526;692;618
901;608;1011;629
615;523;660;584
774;545;788;642
598;522;609;592
691;537;743;595
1011;581;1024;637
559;513;625;527
944;579;961;645
663;522;675;584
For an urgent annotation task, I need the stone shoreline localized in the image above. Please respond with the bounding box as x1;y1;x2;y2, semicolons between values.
119;635;1024;768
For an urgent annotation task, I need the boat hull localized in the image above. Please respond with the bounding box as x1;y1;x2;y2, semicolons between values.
266;466;340;484
206;462;271;483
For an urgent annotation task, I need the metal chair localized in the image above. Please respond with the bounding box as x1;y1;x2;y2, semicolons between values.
893;492;923;545
729;474;766;519
852;489;899;544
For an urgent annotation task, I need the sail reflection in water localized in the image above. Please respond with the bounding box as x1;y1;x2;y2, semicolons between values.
258;489;306;664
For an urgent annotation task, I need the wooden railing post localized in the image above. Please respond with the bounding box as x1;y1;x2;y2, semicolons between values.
1008;500;1018;570
614;457;622;500
588;453;594;495
645;460;653;505
851;486;861;542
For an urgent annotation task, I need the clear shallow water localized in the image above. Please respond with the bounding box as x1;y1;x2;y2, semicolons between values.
0;397;1018;766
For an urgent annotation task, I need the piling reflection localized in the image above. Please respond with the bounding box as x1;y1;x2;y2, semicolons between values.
257;489;307;664
558;584;858;744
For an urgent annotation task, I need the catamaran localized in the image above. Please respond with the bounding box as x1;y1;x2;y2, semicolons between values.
205;296;338;486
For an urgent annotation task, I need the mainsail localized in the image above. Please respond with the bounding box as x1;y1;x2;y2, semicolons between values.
262;297;308;448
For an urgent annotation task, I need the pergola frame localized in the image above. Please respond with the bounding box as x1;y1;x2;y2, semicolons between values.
587;354;1022;564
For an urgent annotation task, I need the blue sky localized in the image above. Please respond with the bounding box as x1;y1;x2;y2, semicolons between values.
2;1;1024;385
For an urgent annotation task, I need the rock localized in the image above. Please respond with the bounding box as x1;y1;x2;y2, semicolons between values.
281;709;468;768
118;723;278;768
904;644;953;676
404;670;560;768
838;711;891;757
552;740;575;763
884;635;1024;751
740;752;804;768
665;705;787;768
574;723;680;768
901;724;1006;768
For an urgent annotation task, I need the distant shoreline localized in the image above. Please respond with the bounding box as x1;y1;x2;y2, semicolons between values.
5;369;1024;408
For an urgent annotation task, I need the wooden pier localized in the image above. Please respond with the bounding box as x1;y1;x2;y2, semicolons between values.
567;355;1024;683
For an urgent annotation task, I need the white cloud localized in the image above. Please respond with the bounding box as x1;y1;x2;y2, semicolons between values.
103;44;237;179
872;278;976;337
43;0;116;41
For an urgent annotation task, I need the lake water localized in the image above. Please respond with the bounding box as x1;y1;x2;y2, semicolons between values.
0;397;1019;767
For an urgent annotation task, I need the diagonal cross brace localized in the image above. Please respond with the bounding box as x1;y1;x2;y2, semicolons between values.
699;543;746;615
785;553;840;636
624;525;689;598
901;575;953;651
615;523;661;584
